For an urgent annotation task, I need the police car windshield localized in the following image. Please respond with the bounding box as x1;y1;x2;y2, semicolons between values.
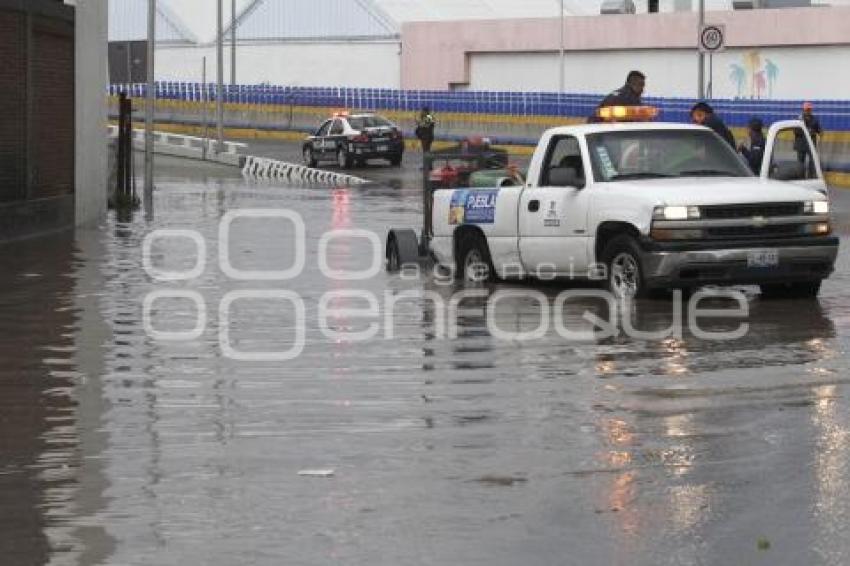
348;116;393;130
586;129;752;183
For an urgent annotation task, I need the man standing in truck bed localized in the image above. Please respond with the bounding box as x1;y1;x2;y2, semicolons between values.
589;70;646;122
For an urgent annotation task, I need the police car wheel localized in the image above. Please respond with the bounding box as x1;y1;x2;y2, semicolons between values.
337;148;352;169
602;236;648;300
303;147;317;168
389;154;403;167
457;233;495;284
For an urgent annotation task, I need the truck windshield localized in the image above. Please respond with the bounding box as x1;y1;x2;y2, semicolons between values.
586;129;752;182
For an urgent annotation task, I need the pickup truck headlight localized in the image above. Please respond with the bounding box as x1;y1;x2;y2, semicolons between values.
653;206;701;221
804;201;829;215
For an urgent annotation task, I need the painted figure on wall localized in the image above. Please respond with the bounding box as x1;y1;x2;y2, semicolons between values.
729;51;780;99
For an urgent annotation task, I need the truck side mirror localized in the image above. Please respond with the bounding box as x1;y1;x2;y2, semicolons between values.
548;166;584;188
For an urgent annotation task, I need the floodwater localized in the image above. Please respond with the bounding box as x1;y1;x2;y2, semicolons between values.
2;155;850;566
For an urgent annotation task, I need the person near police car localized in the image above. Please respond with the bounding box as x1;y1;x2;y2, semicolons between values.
589;70;646;123
738;117;766;174
690;102;736;149
795;102;822;177
415;106;436;153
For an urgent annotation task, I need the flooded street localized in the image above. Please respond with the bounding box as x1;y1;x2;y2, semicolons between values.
3;156;850;565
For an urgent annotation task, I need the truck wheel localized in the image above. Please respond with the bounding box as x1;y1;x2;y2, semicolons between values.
456;232;495;284
760;281;822;299
602;235;648;299
386;229;420;272
303;147;317;168
337;148;352;169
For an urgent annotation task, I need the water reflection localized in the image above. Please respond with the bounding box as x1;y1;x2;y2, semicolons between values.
1;167;849;564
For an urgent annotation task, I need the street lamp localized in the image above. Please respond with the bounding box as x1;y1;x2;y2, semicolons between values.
559;0;565;93
217;0;224;153
231;0;237;85
698;0;705;98
144;0;155;216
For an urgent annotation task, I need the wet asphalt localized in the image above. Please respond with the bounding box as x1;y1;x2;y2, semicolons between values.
1;149;850;565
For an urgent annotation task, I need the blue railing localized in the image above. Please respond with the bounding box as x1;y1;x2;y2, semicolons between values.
109;83;850;132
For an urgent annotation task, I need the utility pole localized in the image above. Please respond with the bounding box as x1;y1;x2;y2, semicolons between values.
698;0;705;99
231;0;237;85
144;0;156;217
216;0;224;153
559;0;565;93
202;57;209;161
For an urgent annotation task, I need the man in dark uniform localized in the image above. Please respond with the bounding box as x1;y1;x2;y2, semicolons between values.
589;71;646;122
690;101;736;149
795;102;823;178
738;117;766;174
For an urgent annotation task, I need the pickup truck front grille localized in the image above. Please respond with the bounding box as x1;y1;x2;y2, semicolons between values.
701;202;804;220
706;224;802;239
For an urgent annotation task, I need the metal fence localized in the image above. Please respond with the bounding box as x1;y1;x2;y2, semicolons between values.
109;83;850;132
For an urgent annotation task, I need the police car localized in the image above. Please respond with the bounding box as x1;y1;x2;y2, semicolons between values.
389;106;838;299
302;112;404;169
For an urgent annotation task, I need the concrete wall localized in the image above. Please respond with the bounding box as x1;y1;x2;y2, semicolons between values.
72;0;109;227
469;45;850;99
402;7;850;93
156;41;402;88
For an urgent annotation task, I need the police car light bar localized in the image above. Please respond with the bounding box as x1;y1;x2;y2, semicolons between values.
597;105;659;122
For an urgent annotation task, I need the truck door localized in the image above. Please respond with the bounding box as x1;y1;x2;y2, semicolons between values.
761;119;827;194
518;135;592;277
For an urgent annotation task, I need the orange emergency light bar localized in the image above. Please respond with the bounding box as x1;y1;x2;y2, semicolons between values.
332;110;350;118
597;105;659;122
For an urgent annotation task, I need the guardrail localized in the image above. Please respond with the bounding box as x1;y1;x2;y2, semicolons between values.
107;125;246;166
106;125;366;185
241;156;367;185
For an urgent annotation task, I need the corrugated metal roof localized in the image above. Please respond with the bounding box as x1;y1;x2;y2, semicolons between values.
234;0;399;42
109;0;198;44
372;0;591;22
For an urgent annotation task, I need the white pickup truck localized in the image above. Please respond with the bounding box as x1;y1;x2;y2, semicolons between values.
418;119;838;298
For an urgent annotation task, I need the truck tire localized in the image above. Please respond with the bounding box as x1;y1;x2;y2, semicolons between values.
337;148;352;169
386;229;420;272
303;146;317;168
760;281;822;299
456;232;495;284
601;235;649;299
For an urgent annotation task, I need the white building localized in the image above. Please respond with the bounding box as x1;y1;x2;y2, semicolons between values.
110;0;402;88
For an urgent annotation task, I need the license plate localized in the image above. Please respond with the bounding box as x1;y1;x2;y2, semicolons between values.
376;145;389;152
747;249;779;268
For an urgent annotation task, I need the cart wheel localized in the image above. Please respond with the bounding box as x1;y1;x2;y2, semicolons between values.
386;229;420;272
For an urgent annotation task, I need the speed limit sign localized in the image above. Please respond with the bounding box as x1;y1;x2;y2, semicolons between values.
699;24;726;53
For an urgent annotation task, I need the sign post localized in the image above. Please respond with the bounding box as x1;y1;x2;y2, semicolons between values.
699;23;726;100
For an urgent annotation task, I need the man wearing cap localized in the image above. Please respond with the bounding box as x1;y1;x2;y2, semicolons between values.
690;102;736;149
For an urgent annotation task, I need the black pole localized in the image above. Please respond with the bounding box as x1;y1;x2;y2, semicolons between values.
123;95;132;196
117;92;127;200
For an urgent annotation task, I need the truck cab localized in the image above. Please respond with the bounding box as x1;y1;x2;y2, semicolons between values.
425;118;837;299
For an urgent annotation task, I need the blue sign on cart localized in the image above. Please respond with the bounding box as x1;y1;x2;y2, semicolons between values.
449;189;499;225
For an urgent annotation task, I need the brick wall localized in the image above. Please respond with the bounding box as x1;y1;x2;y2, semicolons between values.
0;11;27;203
0;2;74;206
31;16;74;199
